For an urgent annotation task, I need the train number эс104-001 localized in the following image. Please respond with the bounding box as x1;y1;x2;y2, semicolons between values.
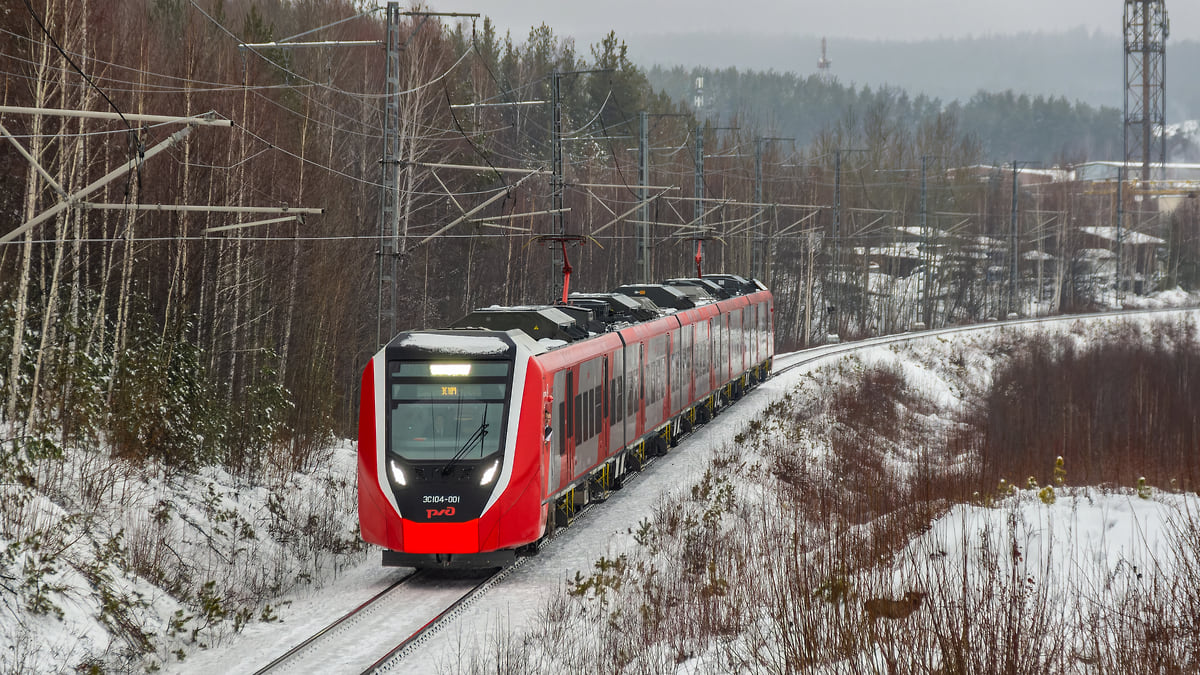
422;494;461;504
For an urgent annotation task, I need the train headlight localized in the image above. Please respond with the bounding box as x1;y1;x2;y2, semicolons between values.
479;459;500;486
389;459;407;487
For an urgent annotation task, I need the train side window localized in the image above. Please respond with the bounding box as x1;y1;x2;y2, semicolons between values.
620;376;626;420
639;344;646;406
574;392;582;445
582;389;591;441
558;401;567;456
591;387;598;438
594;388;602;436
602;357;609;420
566;371;575;446
588;387;596;439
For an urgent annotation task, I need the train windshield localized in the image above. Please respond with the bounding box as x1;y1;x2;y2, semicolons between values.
387;361;510;461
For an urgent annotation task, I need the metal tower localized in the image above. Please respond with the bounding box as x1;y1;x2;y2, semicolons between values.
1123;0;1168;182
817;38;831;78
377;2;402;347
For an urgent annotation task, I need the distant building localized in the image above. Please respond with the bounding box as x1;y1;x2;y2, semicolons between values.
1072;161;1200;184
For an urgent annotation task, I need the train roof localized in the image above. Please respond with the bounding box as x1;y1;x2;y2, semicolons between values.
386;328;547;358
701;273;762;295
434;274;769;352
451;306;588;343
612;284;696;311
665;277;731;300
568;292;660;322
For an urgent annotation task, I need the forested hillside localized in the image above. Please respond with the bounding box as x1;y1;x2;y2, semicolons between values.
648;65;1134;164
633;30;1200;128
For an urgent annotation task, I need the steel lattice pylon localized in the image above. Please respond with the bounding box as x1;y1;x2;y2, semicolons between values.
376;2;402;347
1124;0;1169;183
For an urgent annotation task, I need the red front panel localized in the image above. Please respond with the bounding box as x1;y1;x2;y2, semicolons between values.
359;353;550;556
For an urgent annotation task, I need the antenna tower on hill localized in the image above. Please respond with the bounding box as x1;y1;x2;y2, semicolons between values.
817;37;832;79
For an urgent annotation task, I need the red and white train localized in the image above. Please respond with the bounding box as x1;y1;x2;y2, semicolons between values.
357;275;774;567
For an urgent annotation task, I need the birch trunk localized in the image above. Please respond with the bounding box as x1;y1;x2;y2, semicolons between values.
27;0;92;431
5;6;55;427
279;98;310;386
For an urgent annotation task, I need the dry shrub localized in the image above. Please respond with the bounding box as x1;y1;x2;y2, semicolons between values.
974;320;1200;491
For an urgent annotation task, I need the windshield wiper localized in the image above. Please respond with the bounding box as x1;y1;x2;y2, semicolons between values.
439;409;489;476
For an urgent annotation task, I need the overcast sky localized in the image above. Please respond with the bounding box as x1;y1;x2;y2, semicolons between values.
434;0;1199;44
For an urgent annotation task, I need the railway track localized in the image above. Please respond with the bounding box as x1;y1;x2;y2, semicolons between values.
251;569;492;674
770;306;1196;378
252;459;668;673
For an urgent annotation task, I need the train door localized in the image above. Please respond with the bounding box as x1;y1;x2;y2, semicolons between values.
551;368;575;494
574;357;602;476
729;307;743;376
716;313;727;384
739;306;748;369
608;350;625;454
751;303;761;365
679;323;693;409
756;301;768;364
625;342;640;445
645;335;666;429
667;329;679;417
600;355;610;461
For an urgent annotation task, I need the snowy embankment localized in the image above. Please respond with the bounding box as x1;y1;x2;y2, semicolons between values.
1;443;367;672
3;302;1199;673
404;307;1200;674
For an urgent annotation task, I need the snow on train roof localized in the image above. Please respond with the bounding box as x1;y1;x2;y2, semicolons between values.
395;331;510;355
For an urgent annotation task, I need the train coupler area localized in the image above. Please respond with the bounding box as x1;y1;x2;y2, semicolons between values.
382;549;517;570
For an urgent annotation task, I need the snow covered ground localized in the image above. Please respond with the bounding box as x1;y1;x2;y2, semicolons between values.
3;302;1199;673
190;307;1200;674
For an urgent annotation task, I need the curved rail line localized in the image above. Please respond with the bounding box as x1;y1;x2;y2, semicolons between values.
771;306;1197;378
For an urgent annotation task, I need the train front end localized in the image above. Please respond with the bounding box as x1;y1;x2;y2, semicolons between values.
358;330;548;568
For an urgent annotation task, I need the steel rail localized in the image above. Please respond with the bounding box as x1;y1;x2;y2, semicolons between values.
771;306;1199;378
252;570;420;674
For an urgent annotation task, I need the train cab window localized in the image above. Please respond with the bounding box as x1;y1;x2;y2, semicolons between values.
387;360;510;462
